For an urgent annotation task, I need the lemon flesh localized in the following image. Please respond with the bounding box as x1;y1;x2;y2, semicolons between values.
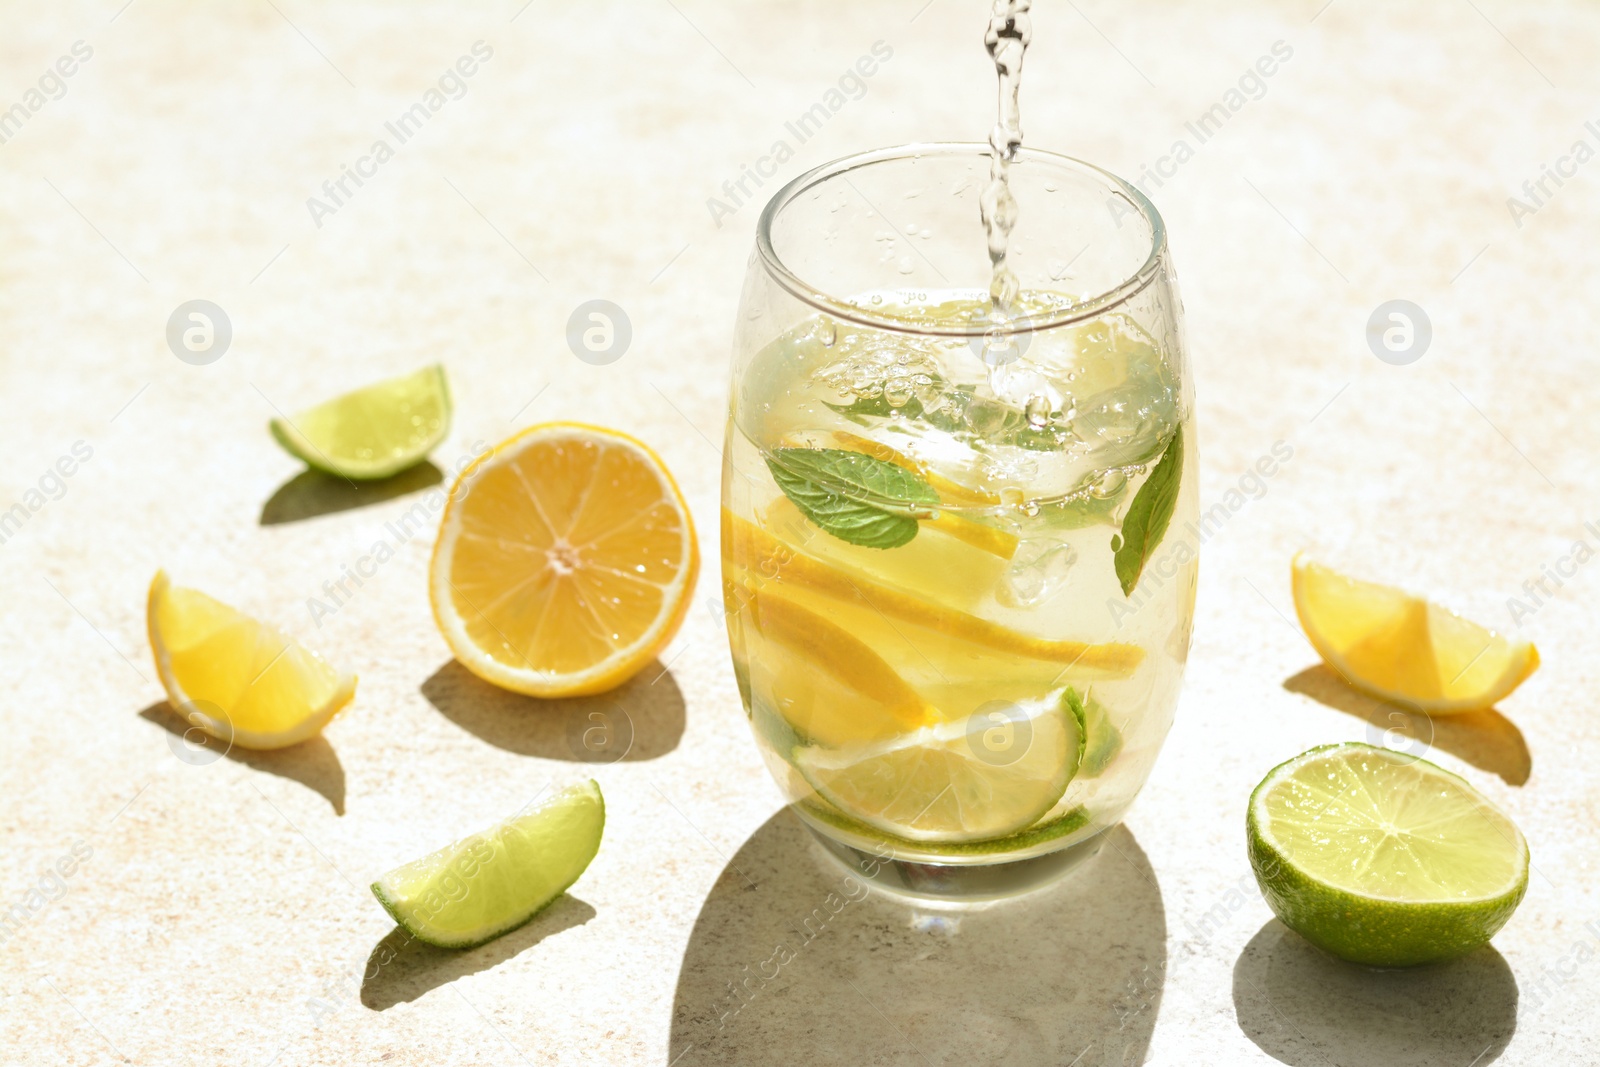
794;691;1083;843
372;781;604;949
429;422;699;697
1248;743;1528;967
270;364;451;480
723;511;1142;676
147;571;355;749
1291;555;1538;713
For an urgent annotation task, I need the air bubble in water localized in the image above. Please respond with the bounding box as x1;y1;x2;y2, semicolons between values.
1089;470;1128;499
884;377;914;408
1024;393;1050;428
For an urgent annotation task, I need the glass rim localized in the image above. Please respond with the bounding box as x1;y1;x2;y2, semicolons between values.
755;141;1167;338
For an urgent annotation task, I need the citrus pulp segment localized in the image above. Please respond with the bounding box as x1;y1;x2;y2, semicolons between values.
146;570;356;749
430;423;698;697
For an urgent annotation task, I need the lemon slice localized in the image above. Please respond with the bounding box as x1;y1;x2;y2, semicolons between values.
1291;555;1539;713
739;584;933;746
372;780;604;949
1249;743;1528;966
269;364;451;480
430;422;699;697
759;497;1010;613
724;511;1141;675
147;571;356;749
793;691;1083;843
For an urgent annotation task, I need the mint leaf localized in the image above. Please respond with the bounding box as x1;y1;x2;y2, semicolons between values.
765;447;938;550
1110;426;1183;596
1065;686;1122;778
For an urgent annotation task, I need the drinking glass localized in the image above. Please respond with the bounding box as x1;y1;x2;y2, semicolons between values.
720;143;1196;901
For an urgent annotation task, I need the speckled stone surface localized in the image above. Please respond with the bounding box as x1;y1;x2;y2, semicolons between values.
3;2;1598;1064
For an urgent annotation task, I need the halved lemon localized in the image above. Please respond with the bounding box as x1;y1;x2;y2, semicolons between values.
1291;555;1539;713
430;423;699;697
147;571;356;749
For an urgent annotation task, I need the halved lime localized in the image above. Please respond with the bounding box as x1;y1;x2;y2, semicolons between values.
794;691;1084;843
1248;743;1528;967
371;780;603;948
270;364;451;479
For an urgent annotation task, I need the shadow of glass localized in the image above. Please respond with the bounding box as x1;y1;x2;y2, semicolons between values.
669;808;1166;1066
139;701;346;814
260;462;443;525
420;659;684;762
1233;919;1517;1067
1284;665;1531;786
361;894;595;1011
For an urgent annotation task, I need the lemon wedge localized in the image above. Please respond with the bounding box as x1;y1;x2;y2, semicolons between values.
147;571;356;749
1291;555;1538;713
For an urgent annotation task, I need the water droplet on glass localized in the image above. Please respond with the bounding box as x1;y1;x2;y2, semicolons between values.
897;256;915;275
816;317;837;346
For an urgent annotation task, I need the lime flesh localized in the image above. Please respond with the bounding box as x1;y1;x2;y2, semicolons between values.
270;364;451;479
372;780;603;948
794;690;1084;844
1248;743;1528;967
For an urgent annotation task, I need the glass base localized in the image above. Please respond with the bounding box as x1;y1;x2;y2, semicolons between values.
803;820;1113;904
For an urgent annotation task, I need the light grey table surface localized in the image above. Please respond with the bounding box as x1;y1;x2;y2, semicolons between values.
3;1;1597;1064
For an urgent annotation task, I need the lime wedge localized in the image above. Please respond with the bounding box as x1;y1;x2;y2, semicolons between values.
270;364;451;479
1248;743;1528;967
371;780;603;948
794;691;1083;843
